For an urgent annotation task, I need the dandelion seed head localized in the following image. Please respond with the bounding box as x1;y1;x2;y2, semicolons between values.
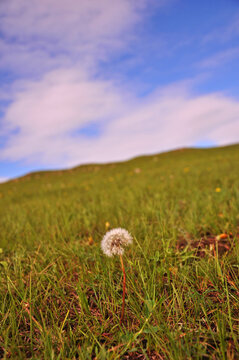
101;228;133;257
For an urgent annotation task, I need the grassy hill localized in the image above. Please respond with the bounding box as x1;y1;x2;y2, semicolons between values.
0;145;239;359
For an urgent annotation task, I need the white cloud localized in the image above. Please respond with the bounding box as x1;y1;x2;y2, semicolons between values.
0;0;158;76
0;38;71;77
0;68;134;164
0;0;145;43
1;70;239;167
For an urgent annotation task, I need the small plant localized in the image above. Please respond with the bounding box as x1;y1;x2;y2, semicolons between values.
101;228;133;325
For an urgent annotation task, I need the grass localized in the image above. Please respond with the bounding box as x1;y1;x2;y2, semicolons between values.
0;145;239;359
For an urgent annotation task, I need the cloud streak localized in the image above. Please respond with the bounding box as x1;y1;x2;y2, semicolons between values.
199;47;239;68
202;14;239;45
0;0;157;77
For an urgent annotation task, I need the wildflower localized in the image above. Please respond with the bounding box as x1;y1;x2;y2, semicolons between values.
215;187;221;192
88;236;94;245
216;233;228;241
101;228;133;325
105;221;110;229
101;228;133;257
169;267;178;275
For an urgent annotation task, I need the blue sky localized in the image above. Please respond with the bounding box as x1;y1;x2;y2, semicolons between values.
0;0;239;181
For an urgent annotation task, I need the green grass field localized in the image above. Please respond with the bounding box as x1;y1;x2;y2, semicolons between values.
0;145;239;360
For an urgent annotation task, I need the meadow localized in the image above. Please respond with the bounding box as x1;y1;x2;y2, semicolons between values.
0;145;239;360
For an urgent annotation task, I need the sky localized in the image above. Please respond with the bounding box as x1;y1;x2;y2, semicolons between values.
0;0;239;181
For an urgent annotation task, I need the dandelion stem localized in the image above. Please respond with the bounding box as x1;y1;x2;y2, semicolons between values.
119;255;126;325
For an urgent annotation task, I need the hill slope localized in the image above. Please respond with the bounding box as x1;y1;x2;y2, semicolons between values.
0;145;239;359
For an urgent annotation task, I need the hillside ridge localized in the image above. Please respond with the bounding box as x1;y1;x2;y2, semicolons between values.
2;143;239;184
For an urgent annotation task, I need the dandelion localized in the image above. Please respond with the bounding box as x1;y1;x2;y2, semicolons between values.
105;221;110;229
215;187;221;192
101;228;132;257
101;228;133;325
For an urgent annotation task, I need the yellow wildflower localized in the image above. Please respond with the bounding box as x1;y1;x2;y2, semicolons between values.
216;233;228;241
88;236;94;245
215;187;221;192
